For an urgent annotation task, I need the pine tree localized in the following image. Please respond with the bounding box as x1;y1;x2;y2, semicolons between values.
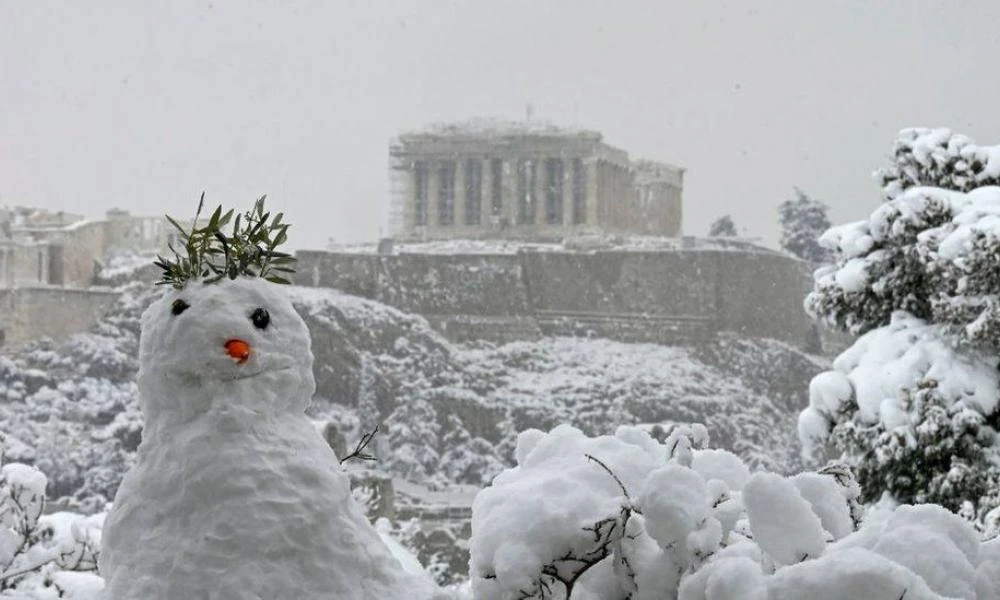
439;415;504;485
803;128;1000;532
356;355;380;434
778;188;831;264
708;215;738;237
383;396;441;483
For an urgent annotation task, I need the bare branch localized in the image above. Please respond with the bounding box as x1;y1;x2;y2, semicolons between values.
584;453;630;498
340;425;379;464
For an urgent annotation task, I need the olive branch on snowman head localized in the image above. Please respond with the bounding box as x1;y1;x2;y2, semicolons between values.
154;194;296;289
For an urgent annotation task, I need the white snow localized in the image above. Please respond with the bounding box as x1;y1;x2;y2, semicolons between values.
790;473;854;541
2;463;48;507
690;449;750;491
743;472;826;565
801;309;1000;463
833;257;869;293
469;424;1000;599
826;312;996;425
807;371;853;420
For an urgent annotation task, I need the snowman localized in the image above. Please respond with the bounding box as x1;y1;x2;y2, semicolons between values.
99;200;445;599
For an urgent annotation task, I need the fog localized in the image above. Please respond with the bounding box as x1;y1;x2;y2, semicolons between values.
4;1;1000;250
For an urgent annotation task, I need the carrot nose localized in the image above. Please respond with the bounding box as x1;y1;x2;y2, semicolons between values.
224;339;251;364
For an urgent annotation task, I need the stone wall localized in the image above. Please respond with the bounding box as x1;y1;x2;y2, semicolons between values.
46;221;107;287
1;242;50;287
294;248;817;349
521;250;718;316
0;287;118;350
377;254;529;317
716;252;815;346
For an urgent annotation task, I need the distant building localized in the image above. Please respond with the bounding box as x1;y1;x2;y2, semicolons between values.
0;206;186;289
0;206;191;350
388;119;684;241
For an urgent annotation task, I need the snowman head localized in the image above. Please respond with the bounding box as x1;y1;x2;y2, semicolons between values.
137;276;315;430
137;196;312;431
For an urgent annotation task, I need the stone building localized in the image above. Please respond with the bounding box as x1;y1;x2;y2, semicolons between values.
0;206;184;289
388;120;683;241
0;206;189;349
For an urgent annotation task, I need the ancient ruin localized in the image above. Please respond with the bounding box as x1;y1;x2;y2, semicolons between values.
387;119;684;241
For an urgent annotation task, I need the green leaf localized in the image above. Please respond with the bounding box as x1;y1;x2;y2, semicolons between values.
217;208;234;229
165;215;188;237
208;205;223;230
193;192;206;228
155;194;295;288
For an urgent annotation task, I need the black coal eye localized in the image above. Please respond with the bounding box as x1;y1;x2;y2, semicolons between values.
250;308;270;330
171;299;190;316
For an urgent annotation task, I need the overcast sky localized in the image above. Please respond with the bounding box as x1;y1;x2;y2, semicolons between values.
4;0;1000;251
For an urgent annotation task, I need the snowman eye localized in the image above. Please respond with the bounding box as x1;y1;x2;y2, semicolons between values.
171;299;190;316
250;308;270;330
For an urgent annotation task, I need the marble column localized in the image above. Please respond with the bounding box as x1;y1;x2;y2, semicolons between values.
533;158;545;226
426;159;439;229
562;157;575;227
454;158;466;228
503;158;517;227
481;158;493;228
586;158;600;227
402;162;416;231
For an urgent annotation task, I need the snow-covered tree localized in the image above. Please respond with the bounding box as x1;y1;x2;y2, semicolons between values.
469;423;1000;599
876;127;1000;200
708;215;738;237
383;397;441;484
0;457;102;596
438;415;504;486
356;356;380;430
802;127;1000;532
778;187;831;264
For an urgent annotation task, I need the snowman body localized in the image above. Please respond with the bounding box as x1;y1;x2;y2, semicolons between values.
100;278;440;599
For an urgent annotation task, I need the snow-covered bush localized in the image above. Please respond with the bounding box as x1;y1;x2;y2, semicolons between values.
778;187;831;264
0;458;103;599
469;423;1000;599
803;127;1000;533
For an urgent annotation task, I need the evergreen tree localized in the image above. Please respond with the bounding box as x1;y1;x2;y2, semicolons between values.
356;355;380;434
778;187;831;264
383;396;441;483
439;415;504;485
802;128;1000;532
708;214;738;237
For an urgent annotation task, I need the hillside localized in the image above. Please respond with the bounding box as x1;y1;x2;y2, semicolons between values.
0;282;825;514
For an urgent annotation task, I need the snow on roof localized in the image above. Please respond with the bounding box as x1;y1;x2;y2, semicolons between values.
632;158;685;175
1;206;87;230
399;117;600;140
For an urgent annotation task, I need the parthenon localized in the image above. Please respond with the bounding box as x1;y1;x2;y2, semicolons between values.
388;119;684;241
